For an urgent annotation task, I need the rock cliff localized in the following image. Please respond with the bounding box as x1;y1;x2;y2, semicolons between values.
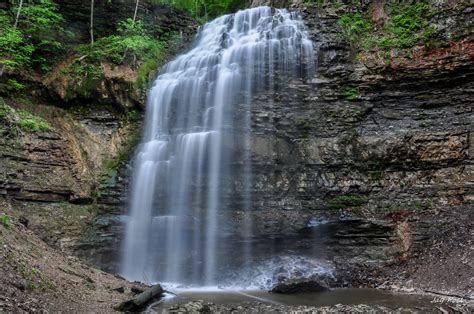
235;0;473;297
0;0;472;300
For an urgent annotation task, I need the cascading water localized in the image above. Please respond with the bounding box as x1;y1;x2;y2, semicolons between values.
121;6;315;287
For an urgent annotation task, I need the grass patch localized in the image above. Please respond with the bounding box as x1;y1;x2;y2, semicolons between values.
17;110;52;133
16;260;56;292
0;97;52;133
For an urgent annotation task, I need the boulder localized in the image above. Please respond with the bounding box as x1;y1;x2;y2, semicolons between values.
169;300;212;313
270;278;328;294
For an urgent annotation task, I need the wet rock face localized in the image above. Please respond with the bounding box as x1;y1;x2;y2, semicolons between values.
77;3;473;279
237;4;473;213
216;1;473;286
0;0;195;248
0;1;198;273
0;102;137;271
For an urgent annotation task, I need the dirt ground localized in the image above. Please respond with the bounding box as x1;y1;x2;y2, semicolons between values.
0;207;148;313
378;205;474;300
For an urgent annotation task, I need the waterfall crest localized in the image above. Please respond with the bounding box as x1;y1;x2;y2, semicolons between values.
121;6;314;287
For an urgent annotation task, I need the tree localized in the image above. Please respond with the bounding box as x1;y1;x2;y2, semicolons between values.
13;0;23;29
0;0;23;76
0;0;65;75
90;0;94;44
133;0;139;24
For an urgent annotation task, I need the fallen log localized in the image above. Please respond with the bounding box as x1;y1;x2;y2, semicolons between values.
116;284;164;312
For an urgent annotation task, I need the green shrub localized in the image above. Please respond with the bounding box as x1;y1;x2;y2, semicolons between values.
0;13;34;70
76;18;164;65
328;194;368;211
17;110;52;132
71;18;177;89
341;87;358;101
0;0;66;73
0;214;10;228
7;79;25;91
58;62;104;99
386;2;434;48
0;98;52;133
338;12;373;43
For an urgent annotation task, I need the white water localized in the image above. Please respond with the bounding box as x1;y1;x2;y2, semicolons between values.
121;6;315;287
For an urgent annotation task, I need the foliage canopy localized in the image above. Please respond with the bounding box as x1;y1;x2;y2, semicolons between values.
154;0;242;21
0;0;67;73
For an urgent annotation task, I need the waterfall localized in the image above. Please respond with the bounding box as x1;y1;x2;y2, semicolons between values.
121;6;314;287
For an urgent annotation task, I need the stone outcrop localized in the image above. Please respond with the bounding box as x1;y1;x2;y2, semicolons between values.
230;0;472;293
0;106;133;204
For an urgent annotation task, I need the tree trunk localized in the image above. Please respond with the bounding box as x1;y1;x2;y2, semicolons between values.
133;0;139;23
90;0;94;44
13;0;23;29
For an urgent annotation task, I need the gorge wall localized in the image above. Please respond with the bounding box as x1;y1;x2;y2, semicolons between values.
243;0;473;220
0;0;472;297
0;0;198;269
237;1;473;293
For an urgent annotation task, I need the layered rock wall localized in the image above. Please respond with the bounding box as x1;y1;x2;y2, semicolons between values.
1;0;472;293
